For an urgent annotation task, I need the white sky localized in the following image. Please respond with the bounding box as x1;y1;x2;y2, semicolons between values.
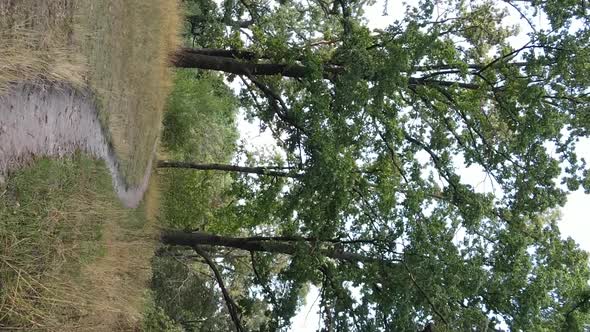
234;1;590;330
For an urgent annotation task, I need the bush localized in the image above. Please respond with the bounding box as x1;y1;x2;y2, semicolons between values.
150;69;240;330
162;69;238;162
142;290;185;332
159;69;238;231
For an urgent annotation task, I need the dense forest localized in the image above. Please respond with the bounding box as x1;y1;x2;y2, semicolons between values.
149;0;590;331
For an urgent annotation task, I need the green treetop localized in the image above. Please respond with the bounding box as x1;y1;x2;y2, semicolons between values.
162;0;590;330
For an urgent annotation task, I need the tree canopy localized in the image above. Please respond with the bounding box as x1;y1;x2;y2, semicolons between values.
164;0;590;330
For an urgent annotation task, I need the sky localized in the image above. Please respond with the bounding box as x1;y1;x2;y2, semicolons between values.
234;1;590;330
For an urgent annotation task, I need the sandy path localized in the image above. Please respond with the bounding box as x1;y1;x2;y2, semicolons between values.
0;84;153;208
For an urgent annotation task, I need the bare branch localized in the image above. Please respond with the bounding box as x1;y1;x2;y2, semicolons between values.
193;246;244;332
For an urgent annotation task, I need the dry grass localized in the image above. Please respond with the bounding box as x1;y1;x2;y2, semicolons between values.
79;173;163;331
0;0;181;329
75;0;182;185
144;169;163;225
0;1;87;92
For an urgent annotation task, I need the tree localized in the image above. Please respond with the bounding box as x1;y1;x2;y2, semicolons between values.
162;0;590;331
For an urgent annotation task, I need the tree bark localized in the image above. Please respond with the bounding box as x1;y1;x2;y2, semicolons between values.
170;48;480;89
186;15;254;28
157;160;301;178
171;47;325;78
161;231;390;264
177;47;258;60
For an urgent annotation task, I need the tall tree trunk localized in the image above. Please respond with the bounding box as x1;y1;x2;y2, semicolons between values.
170;48;480;89
157;160;300;178
161;230;387;264
176;47;258;60
186;15;254;29
171;47;330;78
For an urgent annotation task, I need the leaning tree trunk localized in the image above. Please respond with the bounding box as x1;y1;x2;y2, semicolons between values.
170;47;325;78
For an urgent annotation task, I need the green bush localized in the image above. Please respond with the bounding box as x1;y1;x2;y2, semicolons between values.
149;251;234;331
142;290;185;332
162;69;238;162
150;69;241;330
159;69;238;231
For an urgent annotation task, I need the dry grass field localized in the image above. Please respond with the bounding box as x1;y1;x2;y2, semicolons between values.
76;0;181;185
0;0;181;184
0;0;180;330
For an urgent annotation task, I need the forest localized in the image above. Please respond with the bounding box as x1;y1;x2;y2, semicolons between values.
1;0;589;331
149;0;590;331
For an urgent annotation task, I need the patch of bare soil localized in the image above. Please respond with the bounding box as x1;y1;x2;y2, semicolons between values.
0;84;154;208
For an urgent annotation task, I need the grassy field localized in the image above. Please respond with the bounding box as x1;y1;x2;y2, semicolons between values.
76;0;181;185
0;156;160;330
0;0;181;330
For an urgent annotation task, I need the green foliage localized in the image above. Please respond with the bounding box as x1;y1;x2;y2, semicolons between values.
149;251;234;331
160;69;238;230
181;0;227;47
143;290;185;332
153;68;248;330
170;0;590;330
159;167;233;231
162;69;238;162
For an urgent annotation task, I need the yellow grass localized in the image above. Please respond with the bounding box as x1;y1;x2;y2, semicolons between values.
62;173;163;331
0;1;87;92
0;0;181;330
75;0;182;185
1;0;182;185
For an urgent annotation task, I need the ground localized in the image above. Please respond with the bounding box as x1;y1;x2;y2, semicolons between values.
0;0;180;184
0;0;180;330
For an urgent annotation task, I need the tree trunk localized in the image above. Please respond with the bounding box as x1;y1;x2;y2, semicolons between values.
186;15;254;28
157;160;300;178
176;47;258;60
171;47;331;78
161;230;387;264
170;48;479;89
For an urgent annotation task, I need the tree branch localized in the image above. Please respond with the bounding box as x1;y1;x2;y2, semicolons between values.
193;245;244;332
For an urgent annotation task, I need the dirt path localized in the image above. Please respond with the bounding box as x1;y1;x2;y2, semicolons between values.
0;84;153;208
0;84;159;330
